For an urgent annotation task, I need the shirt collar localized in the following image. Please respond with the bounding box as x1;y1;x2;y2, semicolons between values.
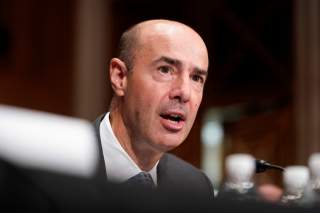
99;112;158;184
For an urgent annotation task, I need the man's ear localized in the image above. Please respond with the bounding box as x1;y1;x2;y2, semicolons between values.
109;58;128;97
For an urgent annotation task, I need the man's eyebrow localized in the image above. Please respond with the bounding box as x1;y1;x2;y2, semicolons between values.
153;55;208;77
152;56;182;67
194;68;208;78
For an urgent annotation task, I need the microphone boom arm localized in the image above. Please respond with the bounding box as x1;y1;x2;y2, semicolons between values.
255;159;284;173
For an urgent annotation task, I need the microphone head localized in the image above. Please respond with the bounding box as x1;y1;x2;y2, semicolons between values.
283;166;309;195
225;153;255;184
255;159;268;173
308;153;320;177
255;159;284;173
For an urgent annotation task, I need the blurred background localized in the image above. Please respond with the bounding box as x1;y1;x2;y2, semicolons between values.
0;0;319;188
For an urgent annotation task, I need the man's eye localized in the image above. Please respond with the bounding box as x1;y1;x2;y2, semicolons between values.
158;66;172;74
191;75;204;83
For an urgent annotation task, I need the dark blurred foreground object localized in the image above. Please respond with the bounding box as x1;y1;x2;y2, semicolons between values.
0;104;106;212
0;158;108;212
1;158;320;213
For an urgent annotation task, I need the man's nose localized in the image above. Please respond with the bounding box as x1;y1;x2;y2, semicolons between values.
169;75;191;103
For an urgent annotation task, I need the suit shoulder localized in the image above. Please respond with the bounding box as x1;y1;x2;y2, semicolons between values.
161;153;212;184
159;153;214;198
163;153;201;172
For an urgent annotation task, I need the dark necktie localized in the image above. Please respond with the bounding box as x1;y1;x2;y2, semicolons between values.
124;172;155;189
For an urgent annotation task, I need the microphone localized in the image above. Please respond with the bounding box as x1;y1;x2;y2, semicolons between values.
255;159;284;173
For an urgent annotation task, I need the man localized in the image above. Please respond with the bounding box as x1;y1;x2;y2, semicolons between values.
94;19;213;198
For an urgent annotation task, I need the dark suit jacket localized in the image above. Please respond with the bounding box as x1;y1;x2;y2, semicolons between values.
93;114;214;200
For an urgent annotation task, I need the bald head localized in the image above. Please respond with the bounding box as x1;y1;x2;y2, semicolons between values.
118;19;208;71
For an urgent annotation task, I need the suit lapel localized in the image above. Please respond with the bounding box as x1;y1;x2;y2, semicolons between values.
157;154;166;186
92;114;108;185
157;154;174;188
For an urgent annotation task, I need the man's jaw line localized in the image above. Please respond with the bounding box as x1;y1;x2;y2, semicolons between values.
112;110;167;171
128;138;166;171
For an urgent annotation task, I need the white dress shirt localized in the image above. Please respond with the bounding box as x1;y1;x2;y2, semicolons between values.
99;112;158;185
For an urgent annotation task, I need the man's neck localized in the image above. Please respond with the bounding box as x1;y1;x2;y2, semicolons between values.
109;109;162;171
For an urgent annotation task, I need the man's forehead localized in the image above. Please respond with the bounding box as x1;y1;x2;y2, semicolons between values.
138;21;198;42
136;21;205;46
141;32;207;60
131;20;209;69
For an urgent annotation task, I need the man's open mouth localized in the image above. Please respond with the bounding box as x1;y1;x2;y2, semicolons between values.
160;113;185;122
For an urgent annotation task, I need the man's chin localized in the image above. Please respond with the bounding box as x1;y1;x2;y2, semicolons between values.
153;138;185;152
